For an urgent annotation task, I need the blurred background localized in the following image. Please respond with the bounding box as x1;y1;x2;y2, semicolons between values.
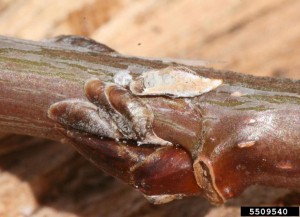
0;0;299;216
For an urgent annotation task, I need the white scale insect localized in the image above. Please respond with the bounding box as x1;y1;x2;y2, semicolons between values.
114;66;223;98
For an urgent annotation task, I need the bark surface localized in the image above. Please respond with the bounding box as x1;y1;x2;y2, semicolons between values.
0;35;299;216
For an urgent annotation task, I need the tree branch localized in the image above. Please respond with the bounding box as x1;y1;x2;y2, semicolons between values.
0;35;299;204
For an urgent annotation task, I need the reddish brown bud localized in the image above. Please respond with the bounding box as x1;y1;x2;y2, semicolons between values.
60;130;201;204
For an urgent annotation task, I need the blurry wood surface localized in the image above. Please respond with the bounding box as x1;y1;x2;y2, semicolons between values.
0;0;299;216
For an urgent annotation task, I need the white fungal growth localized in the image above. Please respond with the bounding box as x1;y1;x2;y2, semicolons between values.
114;70;132;86
130;66;223;97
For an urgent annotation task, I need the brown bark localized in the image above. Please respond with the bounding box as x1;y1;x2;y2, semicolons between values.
0;35;299;207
